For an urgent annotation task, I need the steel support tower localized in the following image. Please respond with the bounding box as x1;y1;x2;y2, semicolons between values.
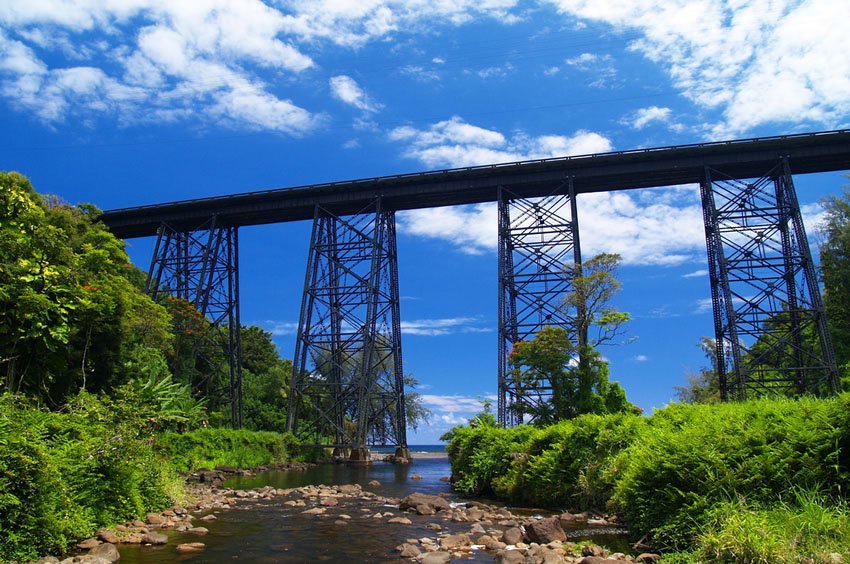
701;158;839;400
287;199;407;456
146;217;243;427
498;181;581;426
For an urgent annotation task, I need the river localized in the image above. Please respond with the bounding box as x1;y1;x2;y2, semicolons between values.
115;450;628;562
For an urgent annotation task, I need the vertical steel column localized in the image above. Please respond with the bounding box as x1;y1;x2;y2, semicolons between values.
700;159;839;400
146;218;243;427
287;200;407;450
498;180;581;426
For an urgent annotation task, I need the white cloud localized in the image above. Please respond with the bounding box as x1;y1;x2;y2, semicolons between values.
401;317;492;336
0;0;521;130
544;0;850;135
432;57;445;64
421;394;497;413
390;116;612;168
265;321;299;336
563;51;616;87
682;269;708;279
329;75;383;113
624;106;672;129
399;64;441;82
633;354;649;362
694;298;714;314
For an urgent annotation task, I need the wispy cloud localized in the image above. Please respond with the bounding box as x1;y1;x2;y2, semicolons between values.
421;394;497;413
682;269;708;279
633;354;649;362
329;75;383;113
544;0;850;135
401;317;492;336
623;106;673;130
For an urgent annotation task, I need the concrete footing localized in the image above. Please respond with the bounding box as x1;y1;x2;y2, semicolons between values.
348;447;372;465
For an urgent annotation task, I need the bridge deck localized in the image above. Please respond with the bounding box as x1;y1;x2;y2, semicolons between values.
101;130;850;238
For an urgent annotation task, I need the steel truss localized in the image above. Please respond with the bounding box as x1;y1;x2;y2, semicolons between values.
287;199;407;451
701;159;839;400
146;217;243;427
498;181;581;426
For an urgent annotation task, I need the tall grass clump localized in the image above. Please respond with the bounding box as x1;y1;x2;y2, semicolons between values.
156;428;300;472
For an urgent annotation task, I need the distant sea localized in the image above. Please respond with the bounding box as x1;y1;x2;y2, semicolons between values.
372;444;446;453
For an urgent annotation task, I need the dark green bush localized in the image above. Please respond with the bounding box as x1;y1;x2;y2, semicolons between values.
156;428;300;472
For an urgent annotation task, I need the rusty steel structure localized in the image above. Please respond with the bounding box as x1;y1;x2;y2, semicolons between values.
101;129;850;438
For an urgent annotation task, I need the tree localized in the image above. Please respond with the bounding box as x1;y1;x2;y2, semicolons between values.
508;325;634;423
0;172;173;404
674;337;721;403
820;185;850;383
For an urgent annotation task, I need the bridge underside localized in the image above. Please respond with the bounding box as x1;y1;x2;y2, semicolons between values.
103;131;847;435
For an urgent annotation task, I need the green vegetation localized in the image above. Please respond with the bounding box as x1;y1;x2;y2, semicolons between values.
157;428;300;472
820;184;850;383
446;394;850;559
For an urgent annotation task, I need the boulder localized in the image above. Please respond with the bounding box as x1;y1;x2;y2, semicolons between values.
200;514;217;521
142;531;168;545
399;493;451;513
367;480;382;487
96;529;121;544
145;513;167;525
502;527;524;546
388;517;413;525
582;545;609;558
77;538;101;549
396;543;421;558
477;535;507;551
89;543;121;562
498;550;526;564
188;527;209;535
415;504;436;516
439;533;471;550
420;552;451;564
176;542;206;553
636;554;662;563
579;558;621;564
524;517;566;544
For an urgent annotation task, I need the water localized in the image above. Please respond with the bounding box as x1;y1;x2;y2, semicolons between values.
115;449;629;562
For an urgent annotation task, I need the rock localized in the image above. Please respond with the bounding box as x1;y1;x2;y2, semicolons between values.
440;533;471;550
389;517;413;525
188;527;209;535
397;543;421;558
467;508;484;521
334;520;349;526
411;474;423;480
200;514;217;521
89;543;121;562
415;504;436;516
367;480;382;487
176;542;206;553
502;527;524;546
469;522;486;535
77;538;101;549
96;529;121;544
302;507;326;515
439;476;450;482
142;531;168;545
559;512;588;526
636;554;662;563
320;497;339;506
579;558;621;564
34;558;60;564
477;535;507;551
420;551;452;564
524;517;566;544
400;492;451;513
498;550;526;564
582;545;609;558
426;522;442;530
145;513;166;525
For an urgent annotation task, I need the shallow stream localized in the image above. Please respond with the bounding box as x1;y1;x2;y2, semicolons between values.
116;455;629;562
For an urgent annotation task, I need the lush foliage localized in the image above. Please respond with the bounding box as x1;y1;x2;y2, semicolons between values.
508;325;635;423
0;392;185;562
446;394;850;556
156;428;299;472
0;172;173;404
820;186;850;383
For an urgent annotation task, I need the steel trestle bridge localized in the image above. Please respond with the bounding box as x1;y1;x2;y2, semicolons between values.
102;129;850;456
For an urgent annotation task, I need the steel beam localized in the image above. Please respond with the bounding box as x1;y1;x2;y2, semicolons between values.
498;180;581;425
102;130;850;238
287;199;407;450
146;218;243;427
701;159;839;400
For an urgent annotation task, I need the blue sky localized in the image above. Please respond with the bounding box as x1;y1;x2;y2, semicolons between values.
1;0;849;442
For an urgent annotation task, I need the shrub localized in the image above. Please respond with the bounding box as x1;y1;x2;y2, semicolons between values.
156;428;300;472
